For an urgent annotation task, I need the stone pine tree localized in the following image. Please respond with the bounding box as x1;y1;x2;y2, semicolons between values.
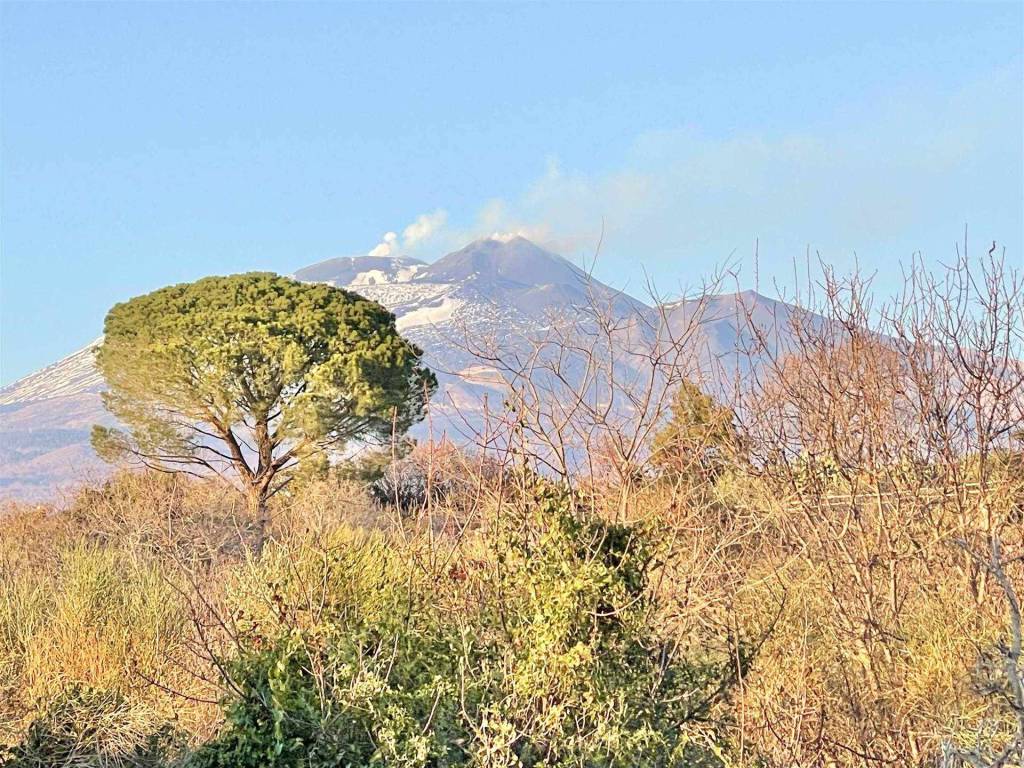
92;273;436;540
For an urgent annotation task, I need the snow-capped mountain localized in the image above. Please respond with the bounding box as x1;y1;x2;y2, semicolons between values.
0;339;115;501
298;236;647;360
0;236;800;500
0;339;105;405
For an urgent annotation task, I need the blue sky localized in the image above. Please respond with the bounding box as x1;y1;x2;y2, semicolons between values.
1;1;1021;384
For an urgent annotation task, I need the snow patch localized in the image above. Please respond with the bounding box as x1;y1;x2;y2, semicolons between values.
0;339;104;406
349;264;423;286
396;296;464;330
489;232;525;243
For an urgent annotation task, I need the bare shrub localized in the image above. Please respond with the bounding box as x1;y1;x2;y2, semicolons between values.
731;245;1024;766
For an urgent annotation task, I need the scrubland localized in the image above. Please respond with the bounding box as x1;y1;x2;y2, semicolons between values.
2;254;1022;767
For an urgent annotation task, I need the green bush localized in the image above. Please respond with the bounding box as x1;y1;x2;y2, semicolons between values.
188;483;744;767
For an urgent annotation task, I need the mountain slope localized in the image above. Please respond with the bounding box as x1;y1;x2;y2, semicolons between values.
0;339;112;500
293;255;426;286
0;237;803;500
0;339;105;407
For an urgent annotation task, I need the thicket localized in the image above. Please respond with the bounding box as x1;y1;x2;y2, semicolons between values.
1;251;1022;767
0;473;745;767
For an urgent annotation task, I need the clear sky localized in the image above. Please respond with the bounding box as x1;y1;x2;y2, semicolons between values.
1;1;1021;384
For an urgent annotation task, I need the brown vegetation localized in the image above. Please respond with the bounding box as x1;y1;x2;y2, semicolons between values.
1;251;1022;766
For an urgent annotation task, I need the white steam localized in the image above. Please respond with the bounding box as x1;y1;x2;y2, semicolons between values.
368;209;448;257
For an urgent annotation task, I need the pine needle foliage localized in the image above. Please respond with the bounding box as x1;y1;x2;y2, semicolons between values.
91;273;436;520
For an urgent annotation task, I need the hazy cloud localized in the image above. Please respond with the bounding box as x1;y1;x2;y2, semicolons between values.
367;62;1019;295
446;62;1021;287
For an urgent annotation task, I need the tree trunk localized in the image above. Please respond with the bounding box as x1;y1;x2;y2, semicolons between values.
249;414;275;554
248;483;271;555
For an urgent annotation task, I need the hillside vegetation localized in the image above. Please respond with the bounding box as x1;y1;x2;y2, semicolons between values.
1;254;1022;767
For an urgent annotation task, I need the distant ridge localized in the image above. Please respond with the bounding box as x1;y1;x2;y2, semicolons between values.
293;255;426;286
415;236;593;287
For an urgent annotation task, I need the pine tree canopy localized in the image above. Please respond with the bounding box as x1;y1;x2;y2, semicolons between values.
91;272;436;508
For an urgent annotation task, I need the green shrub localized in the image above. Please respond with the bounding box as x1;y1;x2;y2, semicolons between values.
188;483;744;767
471;483;742;767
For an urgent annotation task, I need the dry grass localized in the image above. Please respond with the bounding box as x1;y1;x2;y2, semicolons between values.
0;463;1019;766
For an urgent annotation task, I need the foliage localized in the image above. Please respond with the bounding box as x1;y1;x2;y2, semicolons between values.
91;272;436;513
1;454;1018;768
473;483;743;767
186;483;740;767
650;381;738;483
188;526;462;767
0;477;227;753
4;252;1022;767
